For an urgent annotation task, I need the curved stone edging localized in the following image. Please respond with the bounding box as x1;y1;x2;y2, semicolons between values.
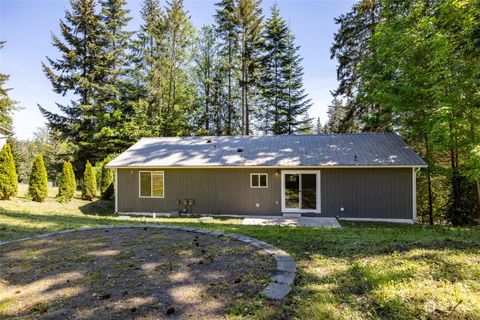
0;225;296;300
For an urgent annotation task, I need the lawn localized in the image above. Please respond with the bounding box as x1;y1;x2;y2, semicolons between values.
1;185;480;319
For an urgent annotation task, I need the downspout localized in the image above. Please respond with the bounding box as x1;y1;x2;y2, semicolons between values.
115;168;118;214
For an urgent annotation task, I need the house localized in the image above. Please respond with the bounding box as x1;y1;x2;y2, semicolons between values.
0;126;12;150
107;133;427;223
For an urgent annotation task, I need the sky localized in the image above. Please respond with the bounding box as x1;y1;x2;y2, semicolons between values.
0;0;355;140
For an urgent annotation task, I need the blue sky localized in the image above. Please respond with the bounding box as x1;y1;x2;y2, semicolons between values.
0;0;355;139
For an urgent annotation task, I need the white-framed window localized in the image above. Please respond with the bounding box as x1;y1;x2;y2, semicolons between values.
250;173;268;188
139;171;164;198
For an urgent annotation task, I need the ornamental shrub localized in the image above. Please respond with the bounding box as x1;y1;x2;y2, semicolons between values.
100;154;116;200
82;161;97;201
28;154;48;202
57;161;76;202
0;144;18;200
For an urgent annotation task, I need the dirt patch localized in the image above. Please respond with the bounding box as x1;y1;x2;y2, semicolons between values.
0;228;275;319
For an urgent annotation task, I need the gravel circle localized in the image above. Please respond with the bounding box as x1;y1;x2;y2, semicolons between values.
0;225;296;319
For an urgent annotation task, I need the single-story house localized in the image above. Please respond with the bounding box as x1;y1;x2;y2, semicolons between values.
107;133;427;223
0;126;12;150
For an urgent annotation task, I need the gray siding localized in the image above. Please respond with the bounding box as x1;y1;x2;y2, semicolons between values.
117;167;414;219
321;168;413;219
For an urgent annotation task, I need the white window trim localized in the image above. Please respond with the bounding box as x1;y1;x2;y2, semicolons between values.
139;171;165;198
250;173;268;188
281;170;321;214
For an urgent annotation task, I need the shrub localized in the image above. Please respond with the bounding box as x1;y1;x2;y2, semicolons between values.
0;144;18;200
28;154;48;202
82;160;97;201
99;154;117;200
57;161;76;202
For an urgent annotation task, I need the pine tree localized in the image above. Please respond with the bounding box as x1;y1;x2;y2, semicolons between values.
298;112;314;134
57;161;76;202
315;117;323;134
96;0;135;155
215;0;240;135
82;160;97;200
0;144;18;200
281;31;312;134
258;3;289;134
193;25;220;135
28;155;48;202
39;0;110;169
237;0;263;135
0;42;17;129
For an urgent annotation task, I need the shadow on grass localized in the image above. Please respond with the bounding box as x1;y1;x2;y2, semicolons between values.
78;199;115;216
0;228;276;319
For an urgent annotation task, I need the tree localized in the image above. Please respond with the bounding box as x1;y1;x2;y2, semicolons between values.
315;117;323;134
0;41;18;130
0;144;17;200
281;31;312;134
99;154;116;200
329;0;381;133
82;160;97;200
237;0;263;135
257;3;289;135
215;0;241;135
39;0;113;169
28;155;48;202
57;161;76;202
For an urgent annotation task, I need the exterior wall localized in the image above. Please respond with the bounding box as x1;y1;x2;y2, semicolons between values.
321;168;413;220
117;168;282;216
117;167;414;220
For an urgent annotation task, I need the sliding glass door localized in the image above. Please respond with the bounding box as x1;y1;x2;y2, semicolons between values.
282;171;320;213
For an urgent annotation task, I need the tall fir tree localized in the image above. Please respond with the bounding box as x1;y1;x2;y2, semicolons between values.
39;0;107;169
315;117;323;134
193;25;221;135
96;0;135;154
237;0;263;135
28;155;48;202
0;144;18;200
214;0;240;135
258;3;289;134
281;31;312;134
0;42;18;129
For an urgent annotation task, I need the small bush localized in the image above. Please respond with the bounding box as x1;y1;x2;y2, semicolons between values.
82;161;97;201
99;154;116;200
0;144;18;200
28;154;48;202
57;161;76;202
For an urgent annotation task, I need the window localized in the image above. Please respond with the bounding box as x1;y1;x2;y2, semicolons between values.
139;171;164;198
250;173;268;188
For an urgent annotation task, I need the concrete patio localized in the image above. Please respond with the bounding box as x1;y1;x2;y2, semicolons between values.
241;216;341;228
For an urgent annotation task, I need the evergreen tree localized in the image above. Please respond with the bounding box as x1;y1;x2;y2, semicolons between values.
258;3;289;134
0;144;18;200
0;42;18;129
281;31;312;134
215;0;241;135
315;117;323;134
57;161;76;202
237;0;263;135
39;0;106;169
298;112;314;134
99;154;116;200
329;0;382;132
28;155;48;202
192;25;220;135
325;96;357;133
82;160;97;200
96;0;135;155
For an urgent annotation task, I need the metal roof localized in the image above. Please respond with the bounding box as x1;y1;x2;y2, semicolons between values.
107;133;427;168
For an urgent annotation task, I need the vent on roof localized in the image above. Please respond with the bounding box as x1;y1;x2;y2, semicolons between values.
354;155;358;161
206;139;212;143
237;148;243;153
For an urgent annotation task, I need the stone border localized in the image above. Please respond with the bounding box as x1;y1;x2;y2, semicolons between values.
0;225;296;300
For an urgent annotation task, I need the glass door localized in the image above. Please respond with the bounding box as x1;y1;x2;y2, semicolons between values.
282;171;320;213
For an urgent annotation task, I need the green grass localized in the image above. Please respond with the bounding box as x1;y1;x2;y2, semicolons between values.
1;185;480;319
